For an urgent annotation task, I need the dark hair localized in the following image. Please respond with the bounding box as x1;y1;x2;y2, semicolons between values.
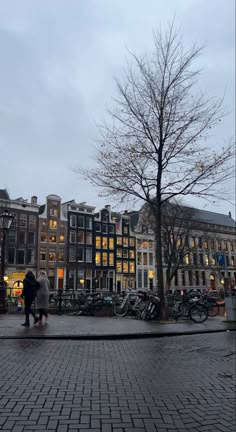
25;271;35;279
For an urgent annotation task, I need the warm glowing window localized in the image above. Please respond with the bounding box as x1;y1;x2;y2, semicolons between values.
109;238;114;249
109;253;114;266
49;234;57;243
185;254;190;265
149;269;154;279
137;239;142;248
96;252;101;265
129;250;135;259
123;226;128;234
123;237;128;247
96;237;101;248
49;250;56;261
130;262;135;273
117;236;122;245
192;237;196;248
130;238;135;247
204;240;208;249
102;237;108;249
123;262;128;273
205;254;209;265
102;252;107;266
59;234;65;243
57;268;64;278
142;240;147;248
116;261;122;272
117;248;122;257
49;220;57;229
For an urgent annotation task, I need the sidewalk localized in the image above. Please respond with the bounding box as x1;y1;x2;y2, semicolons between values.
0;313;235;339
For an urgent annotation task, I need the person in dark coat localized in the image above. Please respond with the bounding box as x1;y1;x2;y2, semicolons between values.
21;271;39;327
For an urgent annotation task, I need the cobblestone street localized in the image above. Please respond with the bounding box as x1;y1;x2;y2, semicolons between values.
0;332;235;432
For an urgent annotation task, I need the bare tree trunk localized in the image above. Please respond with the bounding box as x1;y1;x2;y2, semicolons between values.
154;205;168;319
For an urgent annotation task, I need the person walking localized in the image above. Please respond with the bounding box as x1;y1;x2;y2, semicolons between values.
21;271;39;327
36;270;50;324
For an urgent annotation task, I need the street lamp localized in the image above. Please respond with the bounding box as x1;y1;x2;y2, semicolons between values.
0;209;15;313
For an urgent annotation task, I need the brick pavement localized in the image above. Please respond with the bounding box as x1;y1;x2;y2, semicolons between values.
0;332;235;431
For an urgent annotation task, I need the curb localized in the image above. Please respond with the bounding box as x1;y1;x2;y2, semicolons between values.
0;328;235;340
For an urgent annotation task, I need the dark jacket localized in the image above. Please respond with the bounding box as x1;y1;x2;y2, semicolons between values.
21;273;39;304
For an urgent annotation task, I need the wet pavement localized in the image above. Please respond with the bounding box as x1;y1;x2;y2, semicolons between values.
0;314;235;339
0;332;235;431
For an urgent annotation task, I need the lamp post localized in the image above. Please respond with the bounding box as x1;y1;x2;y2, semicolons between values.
0;209;15;313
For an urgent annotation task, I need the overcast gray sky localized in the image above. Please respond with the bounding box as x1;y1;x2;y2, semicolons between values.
0;0;235;214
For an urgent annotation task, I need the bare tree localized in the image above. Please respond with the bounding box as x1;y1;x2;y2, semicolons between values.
79;23;234;317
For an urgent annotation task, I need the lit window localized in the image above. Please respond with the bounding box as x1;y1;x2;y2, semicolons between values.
96;237;101;248
123;226;128;234
130;262;135;273
86;248;92;262
130;238;135;247
102;238;108;249
116;261;122;272
96;252;101;265
78;231;84;243
109;238;114;249
123;249;128;258
205;254;209;265
49;220;57;229
86;232;92;245
49;250;56;261
116;248;122;257
123;237;129;247
204;240;208;249
59;234;65;243
192;237;196;248
142;240;147;248
19;231;26;245
102;252;107;266
185;254;190;265
137;239;142;248
129;250;135;259
49;234;57;243
149;269;154;279
117;236;122;245
123;262;128;273
137;252;142;265
148;240;153;249
58;249;64;261
109;253;114;266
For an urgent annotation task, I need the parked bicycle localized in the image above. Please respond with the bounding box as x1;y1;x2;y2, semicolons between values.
113;290;148;318
141;292;160;321
171;297;208;323
178;290;219;317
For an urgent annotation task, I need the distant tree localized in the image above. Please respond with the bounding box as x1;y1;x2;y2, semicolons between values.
79;23;234;317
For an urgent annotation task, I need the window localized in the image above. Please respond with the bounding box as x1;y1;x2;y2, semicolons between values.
85;217;92;229
95;222;101;232
69;247;76;262
231;256;235;266
193;253;197;265
86;248;92;262
40;248;46;261
129;250;135;259
102;213;108;222
50;208;58;217
211;256;216;265
27;232;35;245
69;231;76;243
123;237;128;247
102;252;107;266
218;242;222;251
211;241;215;249
149;253;153;265
116;261;122;272
185;254;190;265
130;238;135;247
49;234;57;243
102;237;108;249
123;261;128;273
86;232;92;245
17;250;25;264
181;270;186;286
137;239;142;248
137;252;142;265
188;270;193;286
27;249;35;265
142;240;147;249
130;262;135;273
117;236;122;245
102;224;108;233
70;215;76;227
143;253;148;265
205;254;209;265
198;237;202;248
78;231;84;244
123;249;128;258
224;242;228;251
59;234;65;243
77;247;84;262
116;248;122;257
95;252;101;265
138;270;142;288
192;237;196;248
148;240;153;249
49;220;57;229
185;236;189;247
49;250;56;261
58;249;64;261
8;229;16;244
230;243;234;252
226;255;229;266
96;236;101;248
29;215;36;228
109;225;115;234
78;215;84;228
204;240;208;249
109;238;114;249
123;226;128;234
19;214;27;227
174;271;178;286
8;247;15;264
41;232;47;242
202;271;206;285
199;253;203;265
195;271;199;286
144;270;148;288
19;231;26;245
109;253;114;266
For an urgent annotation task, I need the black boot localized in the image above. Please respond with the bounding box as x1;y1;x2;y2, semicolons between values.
21;320;30;327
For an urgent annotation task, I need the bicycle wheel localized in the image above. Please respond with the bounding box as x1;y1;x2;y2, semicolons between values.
113;302;129;317
206;299;220;317
189;304;208;323
178;301;189;315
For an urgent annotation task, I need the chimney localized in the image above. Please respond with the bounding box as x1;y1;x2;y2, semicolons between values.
229;211;232;218
31;196;38;205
